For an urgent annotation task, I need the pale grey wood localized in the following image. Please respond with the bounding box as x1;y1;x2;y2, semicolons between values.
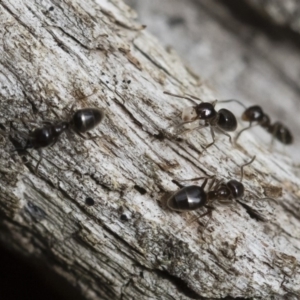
0;0;300;299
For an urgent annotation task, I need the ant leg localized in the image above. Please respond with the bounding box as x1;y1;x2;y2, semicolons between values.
198;205;215;232
64;90;98;117
212;178;225;190
175;205;214;234
203;126;215;150
235;122;253;143
178;124;208;136
217;128;232;144
240;155;256;182
216;99;247;109
176;120;201;131
75;131;99;140
34;149;43;174
269;123;279;151
201;178;209;189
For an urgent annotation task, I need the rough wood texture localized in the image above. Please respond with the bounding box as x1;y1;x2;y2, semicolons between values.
0;0;300;299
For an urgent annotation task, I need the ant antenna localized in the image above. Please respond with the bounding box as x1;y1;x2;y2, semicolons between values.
235;122;261;143
235;122;252;142
240;155;256;182
163;91;198;104
184;93;203;102
217;99;247;109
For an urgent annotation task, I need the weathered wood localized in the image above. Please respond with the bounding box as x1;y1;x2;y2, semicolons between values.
0;0;300;299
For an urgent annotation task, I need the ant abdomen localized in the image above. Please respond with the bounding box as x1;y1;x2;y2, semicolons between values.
218;109;237;131
269;122;293;144
71;108;105;134
168;185;207;211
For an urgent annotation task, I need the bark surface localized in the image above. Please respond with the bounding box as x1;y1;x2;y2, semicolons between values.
0;0;300;299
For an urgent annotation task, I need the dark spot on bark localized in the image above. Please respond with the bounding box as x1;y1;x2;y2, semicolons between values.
85;197;95;206
134;185;147;195
154;270;201;299
237;200;266;222
120;214;128;221
153;131;165;141
49;6;54;11
0;123;6;131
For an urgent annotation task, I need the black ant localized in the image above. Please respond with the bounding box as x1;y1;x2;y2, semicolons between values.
217;100;293;145
164;91;237;150
168;156;275;227
13;107;105;173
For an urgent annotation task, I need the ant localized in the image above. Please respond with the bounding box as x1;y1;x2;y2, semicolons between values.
13;107;105;173
167;156;275;227
164;91;237;150
217;100;293;145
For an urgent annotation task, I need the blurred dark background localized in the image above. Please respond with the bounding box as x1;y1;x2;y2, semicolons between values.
0;245;65;300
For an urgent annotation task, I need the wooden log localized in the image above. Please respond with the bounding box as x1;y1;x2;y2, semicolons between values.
0;0;299;299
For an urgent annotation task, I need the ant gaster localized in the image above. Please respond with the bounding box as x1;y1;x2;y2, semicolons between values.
15;108;105;173
164;91;237;150
167;156;274;227
217;100;293;145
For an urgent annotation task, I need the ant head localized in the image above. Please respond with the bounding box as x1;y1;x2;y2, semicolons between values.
195;102;217;120
227;180;244;198
242;106;264;122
